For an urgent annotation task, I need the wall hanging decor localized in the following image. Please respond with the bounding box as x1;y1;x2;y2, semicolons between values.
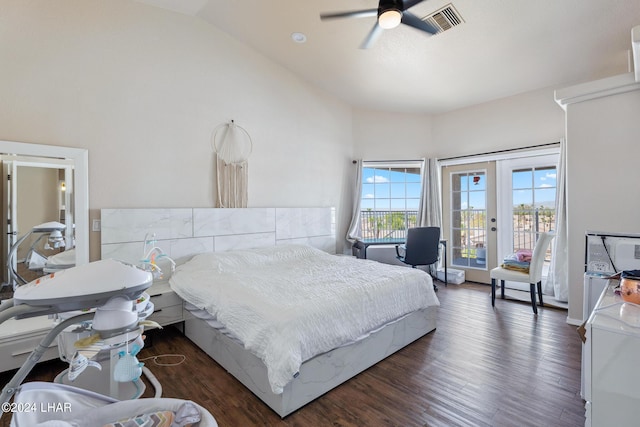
211;120;252;208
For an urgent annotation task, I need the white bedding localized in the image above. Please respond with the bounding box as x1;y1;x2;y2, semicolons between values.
169;244;439;394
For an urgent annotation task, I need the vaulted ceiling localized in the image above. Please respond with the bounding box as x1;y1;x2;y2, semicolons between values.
136;0;640;113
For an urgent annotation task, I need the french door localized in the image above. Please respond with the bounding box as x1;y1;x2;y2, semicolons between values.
441;152;559;286
496;154;558;290
442;162;497;284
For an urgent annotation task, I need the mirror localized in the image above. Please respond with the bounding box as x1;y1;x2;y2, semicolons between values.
0;140;88;293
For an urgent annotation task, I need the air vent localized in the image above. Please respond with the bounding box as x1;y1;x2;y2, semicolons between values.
422;3;464;34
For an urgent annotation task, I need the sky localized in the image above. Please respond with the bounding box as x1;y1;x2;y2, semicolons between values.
360;167;421;211
512;167;557;208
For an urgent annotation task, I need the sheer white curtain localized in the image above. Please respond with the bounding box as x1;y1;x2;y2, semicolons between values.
346;159;363;244
544;139;568;301
417;158;442;228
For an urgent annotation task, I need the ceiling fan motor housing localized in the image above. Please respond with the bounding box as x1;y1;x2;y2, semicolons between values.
378;0;404;15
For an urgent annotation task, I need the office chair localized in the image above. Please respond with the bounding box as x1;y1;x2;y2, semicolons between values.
490;232;555;314
395;226;441;291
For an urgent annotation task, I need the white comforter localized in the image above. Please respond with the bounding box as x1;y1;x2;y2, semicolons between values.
169;244;439;394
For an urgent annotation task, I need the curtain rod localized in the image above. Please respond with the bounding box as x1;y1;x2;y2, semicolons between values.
352;159;424;164
437;141;560;162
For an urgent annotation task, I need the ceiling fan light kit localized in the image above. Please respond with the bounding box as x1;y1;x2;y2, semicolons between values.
378;9;402;29
320;0;438;48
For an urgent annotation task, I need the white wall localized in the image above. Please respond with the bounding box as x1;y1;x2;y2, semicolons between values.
557;74;640;322
432;87;565;158
0;0;354;258
352;110;433;159
352;87;564;160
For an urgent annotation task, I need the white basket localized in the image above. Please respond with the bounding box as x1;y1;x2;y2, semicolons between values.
437;268;465;284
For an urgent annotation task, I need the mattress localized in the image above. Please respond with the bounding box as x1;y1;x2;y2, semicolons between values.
183;301;412;349
170;244;439;394
44;248;76;271
183;302;240;343
46;248;75;266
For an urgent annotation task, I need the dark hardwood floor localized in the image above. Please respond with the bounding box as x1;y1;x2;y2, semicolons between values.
0;282;585;426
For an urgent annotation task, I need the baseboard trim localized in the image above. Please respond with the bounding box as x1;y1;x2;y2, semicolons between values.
566;316;583;326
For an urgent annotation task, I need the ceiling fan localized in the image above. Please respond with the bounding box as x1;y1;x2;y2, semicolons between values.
320;0;438;49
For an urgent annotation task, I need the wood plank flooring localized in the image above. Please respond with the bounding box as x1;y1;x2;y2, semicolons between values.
0;282;586;426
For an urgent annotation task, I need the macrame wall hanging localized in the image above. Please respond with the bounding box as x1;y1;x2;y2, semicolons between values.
211;120;252;208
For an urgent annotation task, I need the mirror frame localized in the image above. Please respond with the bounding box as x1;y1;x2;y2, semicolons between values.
0;140;89;266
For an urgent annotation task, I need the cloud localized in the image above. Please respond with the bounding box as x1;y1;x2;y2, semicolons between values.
539;184;553;188
364;193;374;199
365;176;389;183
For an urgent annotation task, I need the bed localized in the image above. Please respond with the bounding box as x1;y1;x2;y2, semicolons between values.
169;244;439;417
99;207;439;417
26;246;75;273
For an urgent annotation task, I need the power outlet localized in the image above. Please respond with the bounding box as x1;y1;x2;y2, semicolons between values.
92;219;101;232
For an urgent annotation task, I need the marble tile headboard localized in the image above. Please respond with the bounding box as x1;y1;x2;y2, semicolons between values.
100;207;336;266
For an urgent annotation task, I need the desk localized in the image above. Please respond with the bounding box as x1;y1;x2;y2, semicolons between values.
353;238;447;286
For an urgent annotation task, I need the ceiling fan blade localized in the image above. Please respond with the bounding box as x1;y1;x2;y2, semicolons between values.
320;9;378;21
401;11;437;34
401;0;427;10
360;22;384;49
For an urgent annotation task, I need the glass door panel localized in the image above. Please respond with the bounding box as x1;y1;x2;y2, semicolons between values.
497;154;559;288
442;162;497;283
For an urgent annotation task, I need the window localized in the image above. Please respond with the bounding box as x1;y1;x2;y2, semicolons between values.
359;161;423;240
512;166;556;252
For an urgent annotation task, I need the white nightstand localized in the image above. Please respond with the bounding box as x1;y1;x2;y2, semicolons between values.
0;315;59;373
146;280;184;327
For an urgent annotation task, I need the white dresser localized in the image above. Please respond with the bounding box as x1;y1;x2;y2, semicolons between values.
583;280;640;426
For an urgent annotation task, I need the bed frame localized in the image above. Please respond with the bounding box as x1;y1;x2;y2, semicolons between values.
184;306;437;417
100;207;438;417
